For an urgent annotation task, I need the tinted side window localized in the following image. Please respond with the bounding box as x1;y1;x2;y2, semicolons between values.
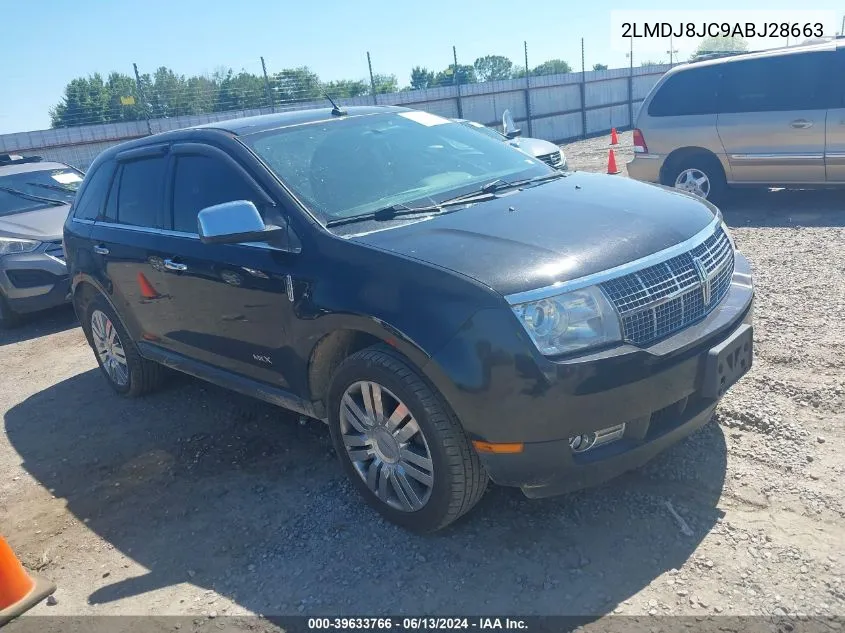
116;157;167;228
648;67;719;117
171;154;258;233
73;162;114;220
719;52;830;113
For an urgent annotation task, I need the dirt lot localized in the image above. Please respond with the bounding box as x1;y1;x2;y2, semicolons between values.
1;132;843;630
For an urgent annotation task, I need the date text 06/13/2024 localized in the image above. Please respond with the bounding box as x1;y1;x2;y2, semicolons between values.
621;21;825;39
307;618;528;630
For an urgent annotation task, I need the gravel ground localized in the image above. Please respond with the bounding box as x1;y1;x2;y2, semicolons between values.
1;132;843;630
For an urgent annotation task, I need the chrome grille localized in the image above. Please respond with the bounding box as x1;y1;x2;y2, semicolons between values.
601;226;734;345
538;151;562;167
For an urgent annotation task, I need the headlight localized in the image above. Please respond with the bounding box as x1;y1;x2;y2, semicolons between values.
511;285;621;355
0;237;41;256
558;150;567;170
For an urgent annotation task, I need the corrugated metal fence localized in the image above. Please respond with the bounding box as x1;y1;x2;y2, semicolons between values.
0;64;671;171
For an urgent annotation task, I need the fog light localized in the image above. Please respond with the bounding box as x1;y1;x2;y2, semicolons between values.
569;423;626;454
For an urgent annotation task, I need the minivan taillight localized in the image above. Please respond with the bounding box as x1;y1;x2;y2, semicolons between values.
633;128;648;154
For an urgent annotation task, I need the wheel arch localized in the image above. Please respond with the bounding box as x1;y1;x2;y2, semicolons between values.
660;146;727;186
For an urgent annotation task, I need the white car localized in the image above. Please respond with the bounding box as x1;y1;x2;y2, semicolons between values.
453;110;567;170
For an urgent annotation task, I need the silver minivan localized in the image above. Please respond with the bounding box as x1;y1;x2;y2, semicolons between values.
627;40;844;201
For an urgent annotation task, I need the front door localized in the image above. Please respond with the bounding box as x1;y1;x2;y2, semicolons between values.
717;51;831;184
90;149;176;344
153;144;298;388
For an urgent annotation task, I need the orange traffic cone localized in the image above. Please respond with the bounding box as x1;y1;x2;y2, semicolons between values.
610;127;619;145
0;536;56;626
137;272;160;300
607;149;621;175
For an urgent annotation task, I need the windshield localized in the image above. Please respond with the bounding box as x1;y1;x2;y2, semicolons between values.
456;120;507;142
0;167;81;217
242;111;551;223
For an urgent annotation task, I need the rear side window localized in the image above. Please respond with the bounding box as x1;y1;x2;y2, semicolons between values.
718;52;831;113
648;66;719;117
73;163;113;220
112;157;167;228
171;154;258;233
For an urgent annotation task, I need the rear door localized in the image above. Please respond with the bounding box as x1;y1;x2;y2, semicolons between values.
89;145;176;344
717;51;831;184
825;48;845;182
147;142;298;388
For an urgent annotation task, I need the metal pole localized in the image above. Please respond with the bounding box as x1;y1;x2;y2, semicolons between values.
366;51;378;105
840;14;844;36
580;38;587;139
260;56;273;110
669;36;673;65
627;39;634;129
453;45;463;118
132;62;153;136
523;41;532;137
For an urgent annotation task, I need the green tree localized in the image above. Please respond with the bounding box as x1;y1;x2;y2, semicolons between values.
324;79;369;98
473;55;514;82
216;69;266;110
692;36;748;59
592;63;608;71
529;59;572;76
104;72;143;122
272;66;321;102
371;73;398;94
409;66;435;90
49;74;110;127
432;64;477;87
640;60;663;66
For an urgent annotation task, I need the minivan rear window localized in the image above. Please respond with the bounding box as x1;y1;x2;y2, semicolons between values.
648;66;720;117
718;52;831;113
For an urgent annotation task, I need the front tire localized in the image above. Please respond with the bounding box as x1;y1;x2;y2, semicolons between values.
81;294;164;397
327;345;487;532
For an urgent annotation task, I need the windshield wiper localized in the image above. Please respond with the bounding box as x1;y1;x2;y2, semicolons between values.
326;203;444;228
0;186;66;206
478;171;568;194
437;171;568;207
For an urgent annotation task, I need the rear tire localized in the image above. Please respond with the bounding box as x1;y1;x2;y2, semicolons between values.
327;345;487;532
667;154;727;205
81;294;164;397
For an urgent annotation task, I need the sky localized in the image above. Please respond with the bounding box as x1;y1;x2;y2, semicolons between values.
1;0;842;134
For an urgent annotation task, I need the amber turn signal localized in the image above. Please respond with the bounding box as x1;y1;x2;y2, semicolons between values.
472;441;524;454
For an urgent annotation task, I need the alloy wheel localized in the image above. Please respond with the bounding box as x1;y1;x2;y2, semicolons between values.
91;309;129;387
339;381;434;512
674;168;711;199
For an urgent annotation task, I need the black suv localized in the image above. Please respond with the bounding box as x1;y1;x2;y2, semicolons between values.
64;106;754;532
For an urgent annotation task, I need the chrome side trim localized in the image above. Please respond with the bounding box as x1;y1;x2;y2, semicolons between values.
634;153;661;160
90;222;282;250
729;153;823;161
504;214;721;305
71;218;96;225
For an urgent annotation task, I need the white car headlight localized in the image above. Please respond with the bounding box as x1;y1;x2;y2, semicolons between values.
511;285;621;355
0;237;41;256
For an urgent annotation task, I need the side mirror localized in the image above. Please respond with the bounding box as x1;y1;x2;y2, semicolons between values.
198;200;284;246
502;109;521;139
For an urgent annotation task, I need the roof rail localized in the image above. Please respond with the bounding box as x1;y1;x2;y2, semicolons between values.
0;154;44;166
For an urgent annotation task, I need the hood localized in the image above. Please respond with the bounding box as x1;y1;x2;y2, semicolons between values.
509;136;562;158
349;172;718;297
0;204;71;241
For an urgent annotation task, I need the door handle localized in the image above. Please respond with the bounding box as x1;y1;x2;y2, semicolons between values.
163;258;188;272
93;244;109;255
790;119;813;129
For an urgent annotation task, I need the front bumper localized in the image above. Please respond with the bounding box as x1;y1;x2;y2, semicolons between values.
426;253;754;497
0;244;70;314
